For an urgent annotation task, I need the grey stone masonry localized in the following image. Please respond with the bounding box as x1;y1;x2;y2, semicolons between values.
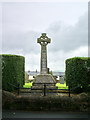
32;33;57;91
37;33;51;74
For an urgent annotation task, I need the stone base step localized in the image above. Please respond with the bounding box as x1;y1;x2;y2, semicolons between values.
33;74;56;84
31;85;58;90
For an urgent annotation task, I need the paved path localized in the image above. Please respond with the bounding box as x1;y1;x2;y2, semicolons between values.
2;110;89;118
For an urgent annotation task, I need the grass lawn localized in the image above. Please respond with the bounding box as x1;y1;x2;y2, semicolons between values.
56;83;68;89
23;82;33;88
23;82;68;89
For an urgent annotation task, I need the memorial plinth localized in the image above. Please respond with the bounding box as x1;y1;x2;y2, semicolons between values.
32;33;56;89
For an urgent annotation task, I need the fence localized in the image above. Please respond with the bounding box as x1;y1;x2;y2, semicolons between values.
7;82;71;97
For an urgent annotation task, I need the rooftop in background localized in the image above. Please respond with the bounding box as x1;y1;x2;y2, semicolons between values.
53;72;65;76
26;71;65;76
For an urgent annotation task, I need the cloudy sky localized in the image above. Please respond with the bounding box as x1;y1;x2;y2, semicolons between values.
0;1;88;72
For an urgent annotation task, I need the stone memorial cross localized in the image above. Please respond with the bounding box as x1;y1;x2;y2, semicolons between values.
37;33;51;74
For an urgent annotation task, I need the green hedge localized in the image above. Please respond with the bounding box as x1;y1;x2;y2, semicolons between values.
1;54;25;92
65;57;90;92
2;91;88;112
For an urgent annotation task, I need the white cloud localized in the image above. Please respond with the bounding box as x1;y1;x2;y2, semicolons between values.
0;0;89;3
25;53;40;71
2;30;40;54
48;46;88;72
3;45;87;72
2;12;88;54
1;2;88;72
46;12;88;52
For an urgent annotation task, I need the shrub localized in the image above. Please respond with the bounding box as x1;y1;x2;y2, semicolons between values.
71;86;83;94
65;57;90;92
1;54;25;92
2;90;89;112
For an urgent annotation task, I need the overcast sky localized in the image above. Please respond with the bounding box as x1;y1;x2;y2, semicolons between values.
0;1;88;72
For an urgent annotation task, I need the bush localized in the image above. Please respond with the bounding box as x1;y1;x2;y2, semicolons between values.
71;86;83;94
65;57;90;92
1;54;25;92
2;90;89;112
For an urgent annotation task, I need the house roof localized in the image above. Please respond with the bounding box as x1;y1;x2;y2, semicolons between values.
26;71;65;76
52;72;65;76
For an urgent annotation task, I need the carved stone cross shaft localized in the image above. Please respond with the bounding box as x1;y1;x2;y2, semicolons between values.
37;33;51;74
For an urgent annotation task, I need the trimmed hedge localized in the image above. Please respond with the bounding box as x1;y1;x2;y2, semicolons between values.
1;54;25;92
2;90;89;112
65;57;90;92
